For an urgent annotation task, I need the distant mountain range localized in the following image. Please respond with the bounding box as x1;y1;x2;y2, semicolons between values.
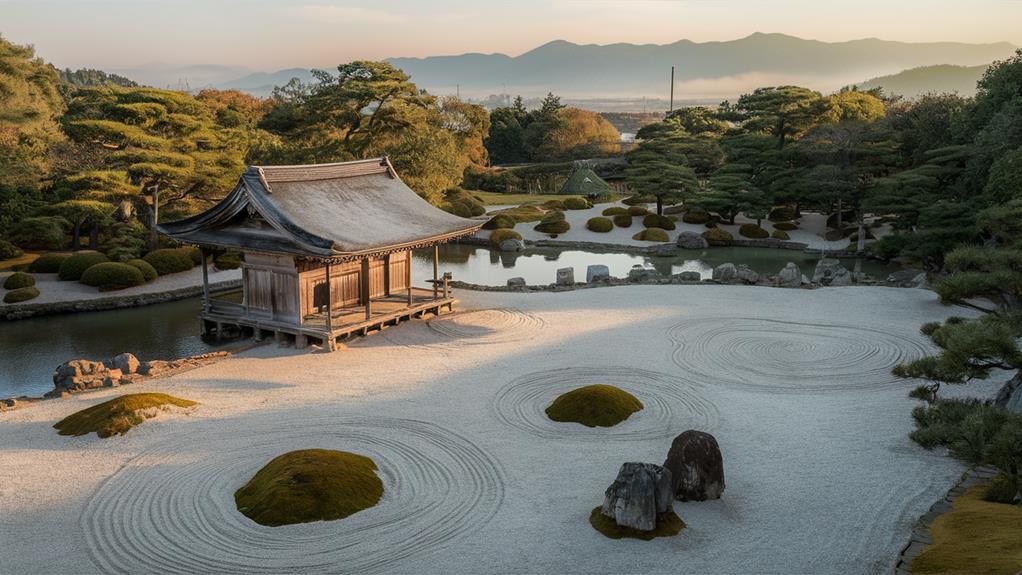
855;64;989;99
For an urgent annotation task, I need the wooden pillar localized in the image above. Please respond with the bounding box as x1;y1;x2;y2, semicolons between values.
362;258;371;320
432;245;439;300
406;250;413;305
325;261;333;333
200;248;210;313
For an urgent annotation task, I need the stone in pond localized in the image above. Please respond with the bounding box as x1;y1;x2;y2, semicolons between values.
506;277;526;287
676;231;708;250
712;263;738;283
775;262;801;287
499;238;525;253
663;430;725;501
601;462;674;531
586;265;610;283
556;267;574;286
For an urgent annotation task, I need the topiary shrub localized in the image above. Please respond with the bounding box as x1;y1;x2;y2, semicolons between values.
235;449;384;527
482;214;516;230
3;272;35;290
101;221;146;262
622;194;655;206
771;230;791;240
54;393;197;438
739;224;769;239
80;262;146;291
3;286;40;303
633;228;669;242
58;251;110;281
7;216;69;250
495;204;545;223
601;207;628;217
563;197;591;210
663;205;687;215
126;259;158;282
586;217;613;233
0;239;23;260
682;210;710;224
773;221;799;231
28;253;69;273
144;248;195;275
642;214;676;230
214;252;242;270
613;214;633;228
702;228;733;246
534;210;570;235
490;228;523;247
768;206;797;222
541;199;566;210
626;205;649;216
545;385;643;427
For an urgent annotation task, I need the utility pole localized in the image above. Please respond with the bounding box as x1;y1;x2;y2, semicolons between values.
669;65;675;113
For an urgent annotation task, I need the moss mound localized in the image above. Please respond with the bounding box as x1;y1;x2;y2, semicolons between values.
0;239;23;260
702;228;734;246
3;286;39;303
601;207;628;217
534;211;570;235
541;199;566;210
58;251;110;281
626;205;649;216
54;393;197;438
771;230;791;240
495;204;546;224
663;205;687;215
235;449;384;527
4;271;35;290
545;384;643;427
589;506;686;540
586;217;614;233
613;214;633;228
126;258;158;282
80;262;146;291
144;248;195;275
482;213;516;230
490;228;523;247
682;210;710;224
739;224;769;239
28;253;69;273
632;228;669;242
773;221;799;231
563;197;591;210
642;214;676;230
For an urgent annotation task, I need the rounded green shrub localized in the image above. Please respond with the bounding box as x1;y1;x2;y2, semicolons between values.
3;272;35;290
632;228;669;242
80;262;146;291
642;214;676;230
626;205;649;216
179;246;202;266
541;199;566;210
126;259;158;282
534;220;571;235
3;286;40;303
563;197;591;210
613;214;633;228
497;205;546;223
682;210;710;224
739;224;769;239
58;251;110;281
144;248;195;275
7;216;69;250
0;239;23;260
490;228;523;247
28;253;69;273
546;385;644;427
773;221;799;231
663;205;687;215
482;214;516;230
441;201;473;218
601;207;628;217
771;230;791;240
622;194;655;206
214;252;242;270
586;217;614;233
769;206;797;222
702;228;734;246
235;449;384;527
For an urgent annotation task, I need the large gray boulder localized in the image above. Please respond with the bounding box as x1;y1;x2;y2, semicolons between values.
663;430;725;501
677;271;701;282
586;264;610;283
499;238;525;253
712;262;738;283
556;267;574;286
676;231;708;250
628;266;659;282
735;264;760;284
812;258;852;286
601;462;674;531
775;262;802;287
506;277;526;288
111;352;140;375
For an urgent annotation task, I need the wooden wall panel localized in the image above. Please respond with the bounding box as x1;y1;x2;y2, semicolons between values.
246;269;272;310
271;272;299;321
388;251;409;292
368;257;387;298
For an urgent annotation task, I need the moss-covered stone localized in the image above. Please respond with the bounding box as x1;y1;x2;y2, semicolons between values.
586;217;614;233
771;229;791;240
534;211;570;235
613;214;633;228
773;221;799;231
589;506;686;540
490;228;523;247
702;228;734;246
739;224;769;239
3;271;35;290
601;207;628;217
28;252;69;273
642;214;676;230
682;210;710;224
663;205;687;215
235;449;384;527
626;205;649;216
54;393;197;438
3;286;39;303
482;214;516;230
632;228;669;242
57;251;110;281
80;262;146;291
545;384;643;427
563;197;591;210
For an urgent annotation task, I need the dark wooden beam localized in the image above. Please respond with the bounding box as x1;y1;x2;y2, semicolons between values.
200;248;210;313
362;258;371;320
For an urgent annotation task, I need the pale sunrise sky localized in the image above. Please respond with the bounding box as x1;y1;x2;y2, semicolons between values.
2;0;1020;70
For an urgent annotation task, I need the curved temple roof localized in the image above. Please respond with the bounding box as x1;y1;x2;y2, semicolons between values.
158;158;483;259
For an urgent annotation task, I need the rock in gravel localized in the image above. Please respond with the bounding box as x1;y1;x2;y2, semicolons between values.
735;264;760;284
677;271;701;282
775;262;802;287
586;265;610;283
812;258;851;286
506;277;526;288
663;430;725;501
628;266;659;282
712;263;738;283
111;352;140;374
556;267;574;286
676;231;708;250
601;462;674;531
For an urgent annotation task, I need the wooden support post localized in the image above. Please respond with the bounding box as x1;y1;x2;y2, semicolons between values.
432;245;439;300
295;334;308;349
325;262;333;334
406;251;413;306
200;248;210;313
362;258;371;321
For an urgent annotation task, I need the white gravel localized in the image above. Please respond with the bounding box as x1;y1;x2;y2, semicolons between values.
0;285;1005;574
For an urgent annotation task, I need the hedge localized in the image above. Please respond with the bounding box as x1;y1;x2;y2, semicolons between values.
768;206;797;222
490;228;523;247
80;262;146;291
3;286;40;303
126;259;158;282
773;221;799;231
0;239;23;260
613;214;633;228
144;248;195;276
3;272;35;290
771;230;791;240
563;197;591;210
682;210;710;224
632;228;669;242
28;253;69;273
702;228;734;246
586;217;613;232
482;214;516;230
58;251;110;281
626;205;649;216
642;214;676;230
739;224;769;239
601;207;628;216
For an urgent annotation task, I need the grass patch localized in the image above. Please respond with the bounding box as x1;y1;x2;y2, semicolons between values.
589;506;686;540
54;393;197;438
0;251;38;271
545;384;643;427
235;449;384;527
911;481;1022;574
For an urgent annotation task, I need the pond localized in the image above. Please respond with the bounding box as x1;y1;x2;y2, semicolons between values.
1;244;900;398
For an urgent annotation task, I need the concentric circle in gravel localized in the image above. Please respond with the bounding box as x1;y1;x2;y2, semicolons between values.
492;366;719;440
79;415;505;574
668;317;932;393
427;308;548;344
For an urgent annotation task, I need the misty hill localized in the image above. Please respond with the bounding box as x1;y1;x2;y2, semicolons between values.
855;64;989;98
110;63;251;91
218;68;316;96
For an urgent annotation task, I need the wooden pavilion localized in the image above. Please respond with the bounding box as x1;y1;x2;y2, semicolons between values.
158;157;484;351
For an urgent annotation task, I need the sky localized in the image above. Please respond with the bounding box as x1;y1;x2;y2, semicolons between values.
1;0;1021;71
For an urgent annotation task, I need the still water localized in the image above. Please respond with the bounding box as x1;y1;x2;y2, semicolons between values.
0;245;898;397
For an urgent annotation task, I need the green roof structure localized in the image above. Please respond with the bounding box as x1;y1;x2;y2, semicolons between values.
558;166;612;198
